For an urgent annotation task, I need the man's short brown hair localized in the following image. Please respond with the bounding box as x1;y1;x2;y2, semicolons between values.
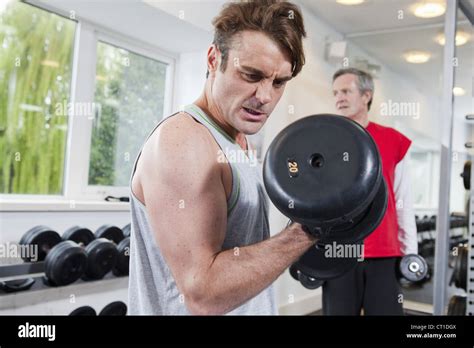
211;0;306;77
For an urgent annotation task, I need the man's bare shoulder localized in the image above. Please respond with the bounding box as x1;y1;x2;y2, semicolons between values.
154;112;215;150
140;112;219;175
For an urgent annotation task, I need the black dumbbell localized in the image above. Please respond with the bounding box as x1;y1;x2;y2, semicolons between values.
69;305;97;316
19;226;87;286
95;225;124;244
419;238;435;258
416;216;425;232
99;301;127;316
397;254;429;285
450;244;467;290
428;215;436;231
420;215;430;231
460;160;471;190
64;226;119;281
447;295;466;316
113;237;130;276
63;226;95;246
95;225;129;276
288;264;325;290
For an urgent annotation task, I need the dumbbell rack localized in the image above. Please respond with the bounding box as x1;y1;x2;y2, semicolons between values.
0;261;128;315
468;160;474;316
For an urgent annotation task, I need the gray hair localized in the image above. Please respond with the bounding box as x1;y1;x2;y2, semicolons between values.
333;68;374;111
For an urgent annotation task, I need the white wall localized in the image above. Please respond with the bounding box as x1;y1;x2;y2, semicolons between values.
173;50;207;111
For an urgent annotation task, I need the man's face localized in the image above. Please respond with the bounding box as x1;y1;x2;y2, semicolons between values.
332;73;371;119
208;30;293;135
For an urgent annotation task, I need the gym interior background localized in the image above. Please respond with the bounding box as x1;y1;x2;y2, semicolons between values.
0;0;472;316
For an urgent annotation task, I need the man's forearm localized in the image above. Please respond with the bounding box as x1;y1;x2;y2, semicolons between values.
187;224;316;314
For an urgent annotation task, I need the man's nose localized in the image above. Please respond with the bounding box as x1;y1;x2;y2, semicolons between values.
335;93;345;103
255;81;272;105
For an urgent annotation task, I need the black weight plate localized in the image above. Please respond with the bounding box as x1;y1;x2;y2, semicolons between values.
461;161;471;190
44;241;87;286
263;114;382;228
399;254;428;283
69;306;96;316
447;295;466;316
289;264;300;281
83;238;118;280
122;223;131;238
298;271;325;290
0;278;35;293
63;226;95;246
99;301;127;316
319;178;388;244
19;226;62;262
453;245;467;290
95;225;124;244
295;240;363;280
113;237;130;276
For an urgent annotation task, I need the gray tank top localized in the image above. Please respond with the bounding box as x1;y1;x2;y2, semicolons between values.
128;104;277;315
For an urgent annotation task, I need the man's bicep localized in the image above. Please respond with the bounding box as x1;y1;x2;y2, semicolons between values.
142;130;228;290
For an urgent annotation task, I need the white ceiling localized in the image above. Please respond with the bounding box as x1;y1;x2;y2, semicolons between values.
300;0;452;34
29;0;213;54
142;0;226;32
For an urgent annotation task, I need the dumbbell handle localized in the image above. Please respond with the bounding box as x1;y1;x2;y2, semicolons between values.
0;262;45;278
408;261;420;273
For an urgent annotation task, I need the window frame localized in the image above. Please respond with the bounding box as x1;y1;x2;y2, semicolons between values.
0;3;176;208
68;25;176;201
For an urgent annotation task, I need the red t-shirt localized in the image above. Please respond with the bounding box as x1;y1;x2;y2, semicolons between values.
364;122;411;258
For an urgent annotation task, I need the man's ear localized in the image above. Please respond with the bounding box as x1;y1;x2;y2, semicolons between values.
207;45;220;77
362;90;372;106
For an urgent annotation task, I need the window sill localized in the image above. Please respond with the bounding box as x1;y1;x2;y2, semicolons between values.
0;199;130;212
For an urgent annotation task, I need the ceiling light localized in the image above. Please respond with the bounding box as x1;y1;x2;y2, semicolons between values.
403;50;431;64
336;0;365;5
436;31;470;46
453;87;465;96
412;2;446;18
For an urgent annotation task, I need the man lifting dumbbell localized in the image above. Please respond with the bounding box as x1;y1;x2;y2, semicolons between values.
128;0;315;315
321;68;419;315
